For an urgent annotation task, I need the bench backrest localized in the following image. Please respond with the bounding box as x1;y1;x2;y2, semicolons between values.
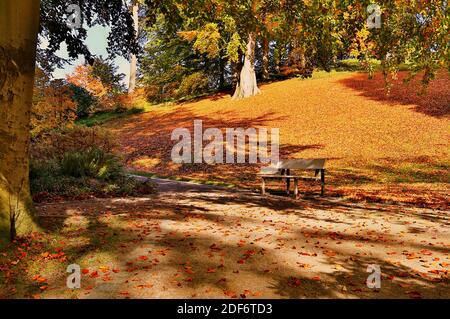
259;158;326;174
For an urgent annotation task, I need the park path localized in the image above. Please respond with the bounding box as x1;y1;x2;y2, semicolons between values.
36;179;450;299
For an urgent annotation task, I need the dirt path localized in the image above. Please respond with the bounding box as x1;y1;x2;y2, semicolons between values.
36;179;450;299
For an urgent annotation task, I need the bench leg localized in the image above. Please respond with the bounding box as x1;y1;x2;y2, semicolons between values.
261;178;266;195
320;169;325;196
286;177;290;195
294;178;299;199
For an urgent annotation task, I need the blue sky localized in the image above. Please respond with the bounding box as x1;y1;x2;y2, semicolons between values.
46;25;131;87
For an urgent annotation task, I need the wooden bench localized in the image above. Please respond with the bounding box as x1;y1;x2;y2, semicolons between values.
258;159;326;198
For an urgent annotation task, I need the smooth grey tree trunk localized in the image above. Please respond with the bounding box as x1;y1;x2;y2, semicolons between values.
232;32;260;100
128;1;139;93
262;37;270;80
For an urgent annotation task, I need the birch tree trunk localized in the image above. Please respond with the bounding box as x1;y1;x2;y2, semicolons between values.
232;32;260;100
128;1;139;93
0;1;41;243
262;37;270;80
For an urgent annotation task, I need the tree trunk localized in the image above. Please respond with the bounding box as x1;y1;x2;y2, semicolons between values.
128;1;139;93
219;56;225;89
230;52;242;92
0;1;41;243
232;32;260;100
262;37;270;80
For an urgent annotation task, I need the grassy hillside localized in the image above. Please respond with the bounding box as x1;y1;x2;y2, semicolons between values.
105;70;450;208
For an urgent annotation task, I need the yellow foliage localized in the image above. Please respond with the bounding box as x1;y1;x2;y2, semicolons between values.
31;68;77;137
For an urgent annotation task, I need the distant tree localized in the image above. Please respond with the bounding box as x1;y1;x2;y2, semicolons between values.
31;68;77;138
128;0;143;93
67;57;125;112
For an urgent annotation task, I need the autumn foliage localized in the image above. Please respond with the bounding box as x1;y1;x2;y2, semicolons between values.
31;68;76;137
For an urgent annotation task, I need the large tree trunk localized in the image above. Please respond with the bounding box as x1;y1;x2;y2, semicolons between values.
0;1;41;243
128;1;139;93
232;32;260;100
262;37;270;80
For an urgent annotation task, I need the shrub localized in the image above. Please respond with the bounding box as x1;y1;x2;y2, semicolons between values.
30;126;156;202
177;72;210;98
30;126;156;201
32;68;77;137
69;84;97;117
60;148;123;181
31;126;116;162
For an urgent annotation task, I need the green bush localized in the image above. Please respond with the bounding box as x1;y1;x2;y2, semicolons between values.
335;58;381;72
69;84;97;118
30;127;156;201
177;72;210;98
60;148;123;180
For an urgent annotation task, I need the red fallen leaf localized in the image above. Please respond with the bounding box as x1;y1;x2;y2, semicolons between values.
37;277;47;283
243;250;256;256
112;268;120;273
185;268;194;274
428;270;440;274
207;267;216;273
41;252;50;258
407;291;422;299
119;291;130;296
240;294;247;299
237;240;246;247
210;244;222;251
420;249;432;256
82;269;90;275
102;276;112;281
185;277;193;282
137;284;153;289
253;291;262;297
300;252;310;256
312;276;321;281
324;250;336;257
39;286;48;291
138;256;148;261
90;271;99;278
237;259;246;264
32;294;41;299
288;277;301;287
223;290;237;298
352;288;363;292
